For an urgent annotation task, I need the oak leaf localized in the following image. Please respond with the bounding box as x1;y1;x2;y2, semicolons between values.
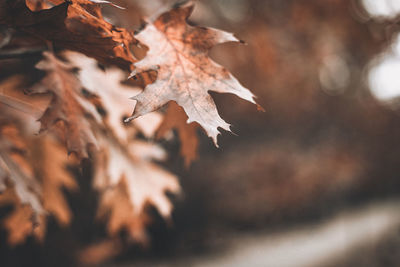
0;188;45;245
125;2;256;144
0;125;44;217
0;115;77;243
31;136;77;226
94;135;180;219
30;52;100;158
0;0;136;69
0;123;45;245
62;51;178;241
96;177;150;243
65;52;163;142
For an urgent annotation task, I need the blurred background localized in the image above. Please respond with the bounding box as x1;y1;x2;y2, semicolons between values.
2;0;400;266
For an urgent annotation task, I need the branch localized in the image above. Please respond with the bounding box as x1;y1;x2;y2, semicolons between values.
0;47;46;60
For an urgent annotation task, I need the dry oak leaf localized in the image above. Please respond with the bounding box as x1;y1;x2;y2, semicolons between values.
125;2;256;145
96;177;151;243
156;101;199;167
0;123;77;243
30;136;77;226
93;135;180;219
65;52;163;142
0;125;43;217
0;124;45;244
63;0;136;69
92;133;179;240
66;51;140;142
0;74;76;244
0;0;136;69
30;52;100;159
0;188;46;245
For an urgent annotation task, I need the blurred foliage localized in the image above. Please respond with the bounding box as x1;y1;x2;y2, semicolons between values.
1;0;400;266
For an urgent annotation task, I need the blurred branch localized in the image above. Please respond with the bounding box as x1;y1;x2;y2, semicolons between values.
0;47;46;60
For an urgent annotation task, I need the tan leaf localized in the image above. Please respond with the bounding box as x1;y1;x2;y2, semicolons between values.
62;51;178;241
31;136;78;226
0;118;76;244
0;188;45;246
0;125;43;216
94;135;180;218
66;52;140;141
156;101;199;167
96;178;150;243
30;52;100;158
125;2;256;145
0;123;45;244
66;51;163;140
93;131;179;241
128;140;167;162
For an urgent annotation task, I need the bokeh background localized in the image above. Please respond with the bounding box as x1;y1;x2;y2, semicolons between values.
2;0;400;266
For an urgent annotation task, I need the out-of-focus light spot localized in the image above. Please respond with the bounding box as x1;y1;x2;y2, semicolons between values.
319;55;350;95
369;34;400;101
362;0;400;18
369;57;400;100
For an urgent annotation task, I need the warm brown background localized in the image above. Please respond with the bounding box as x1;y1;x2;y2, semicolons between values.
1;0;400;266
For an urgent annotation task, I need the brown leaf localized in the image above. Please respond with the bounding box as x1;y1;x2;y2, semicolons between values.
1;0;136;69
30;52;99;158
0;123;45;244
0;188;45;245
63;0;136;69
156;101;199;167
96;178;150;243
125;2;256;145
0;119;76;244
0;125;44;217
31;136;77;226
61;51;177;241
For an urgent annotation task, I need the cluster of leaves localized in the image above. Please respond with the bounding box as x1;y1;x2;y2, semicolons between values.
0;0;255;250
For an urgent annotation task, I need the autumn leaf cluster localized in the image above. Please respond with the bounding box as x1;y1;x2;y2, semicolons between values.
0;0;255;250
